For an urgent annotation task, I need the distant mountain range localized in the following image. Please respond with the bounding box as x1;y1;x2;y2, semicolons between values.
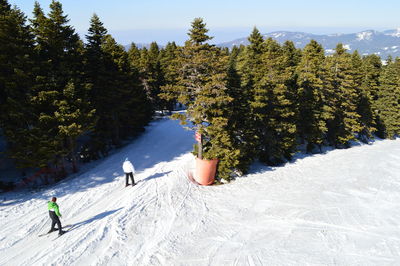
124;43;153;50
123;29;400;58
217;29;400;58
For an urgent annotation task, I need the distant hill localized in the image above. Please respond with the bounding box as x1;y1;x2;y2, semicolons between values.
217;29;400;58
123;43;153;51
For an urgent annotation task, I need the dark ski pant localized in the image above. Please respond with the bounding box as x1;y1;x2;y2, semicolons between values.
49;211;62;233
125;172;135;186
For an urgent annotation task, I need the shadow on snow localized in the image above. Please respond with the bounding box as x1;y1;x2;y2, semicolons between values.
68;208;123;231
1;118;193;206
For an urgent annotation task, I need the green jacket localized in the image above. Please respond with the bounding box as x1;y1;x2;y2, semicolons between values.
48;201;62;217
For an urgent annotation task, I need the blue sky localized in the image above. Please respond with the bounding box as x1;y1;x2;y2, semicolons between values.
9;0;400;45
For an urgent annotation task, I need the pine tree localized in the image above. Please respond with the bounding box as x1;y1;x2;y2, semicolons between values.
362;54;382;103
129;43;165;113
236;27;265;91
49;1;94;172
137;47;151;98
279;40;301;157
235;27;265;160
375;58;400;138
351;51;375;141
361;54;383;137
0;0;36;169
161;18;239;180
127;42;141;73
253;38;297;164
83;14;112;157
83;15;152;159
225;44;253;174
296;40;329;151
323;44;362;147
26;1;94;174
159;42;179;112
144;42;164;111
54;81;95;172
103;34;152;141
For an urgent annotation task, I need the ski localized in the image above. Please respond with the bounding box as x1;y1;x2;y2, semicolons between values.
52;231;68;240
38;224;72;237
124;183;137;189
52;225;76;240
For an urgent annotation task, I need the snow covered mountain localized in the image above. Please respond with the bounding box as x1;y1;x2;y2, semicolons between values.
1;117;400;265
218;29;400;58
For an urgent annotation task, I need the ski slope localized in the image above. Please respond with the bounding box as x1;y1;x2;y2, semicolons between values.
1;117;400;266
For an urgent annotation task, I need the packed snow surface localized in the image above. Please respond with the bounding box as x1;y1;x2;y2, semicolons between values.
1;118;400;266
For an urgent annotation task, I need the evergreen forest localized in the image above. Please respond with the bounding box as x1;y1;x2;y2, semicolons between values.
1;0;399;183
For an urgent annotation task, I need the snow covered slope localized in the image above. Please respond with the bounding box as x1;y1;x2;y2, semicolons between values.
1;118;400;266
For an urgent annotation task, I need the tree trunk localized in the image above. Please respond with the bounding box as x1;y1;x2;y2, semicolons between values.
198;134;202;159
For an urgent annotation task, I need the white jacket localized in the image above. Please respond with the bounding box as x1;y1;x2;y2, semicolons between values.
123;160;135;173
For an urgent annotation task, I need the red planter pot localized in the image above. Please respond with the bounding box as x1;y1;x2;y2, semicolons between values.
194;158;219;185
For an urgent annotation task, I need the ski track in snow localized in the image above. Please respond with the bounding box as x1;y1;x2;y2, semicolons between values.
1;117;400;266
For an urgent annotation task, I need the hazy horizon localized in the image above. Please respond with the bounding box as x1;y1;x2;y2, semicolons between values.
9;0;400;45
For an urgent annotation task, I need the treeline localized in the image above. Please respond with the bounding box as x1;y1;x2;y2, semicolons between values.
161;19;400;180
0;0;177;177
1;0;399;182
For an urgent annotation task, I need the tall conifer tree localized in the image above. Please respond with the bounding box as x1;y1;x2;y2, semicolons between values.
253;38;296;164
161;18;240;180
351;51;375;141
361;54;383;137
143;42;164;111
376;58;400;138
323;44;362;146
225;44;253;173
0;0;35;168
159;42;179;112
296;40;329;151
27;1;94;173
236;27;265;160
83;14;112;157
127;42;141;73
84;15;151;159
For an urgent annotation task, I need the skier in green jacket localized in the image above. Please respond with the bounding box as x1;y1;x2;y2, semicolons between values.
47;197;64;235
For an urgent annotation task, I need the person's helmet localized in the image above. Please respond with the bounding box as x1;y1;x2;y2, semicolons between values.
51;197;57;202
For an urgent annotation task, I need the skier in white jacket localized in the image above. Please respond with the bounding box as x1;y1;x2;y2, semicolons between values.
122;158;135;186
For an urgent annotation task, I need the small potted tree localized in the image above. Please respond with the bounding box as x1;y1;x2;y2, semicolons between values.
160;18;232;185
193;130;219;185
